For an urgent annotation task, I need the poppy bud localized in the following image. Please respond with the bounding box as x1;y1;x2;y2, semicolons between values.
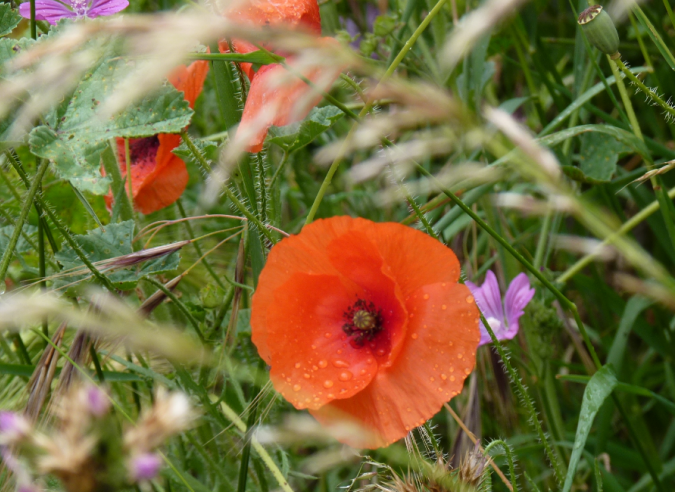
578;5;620;58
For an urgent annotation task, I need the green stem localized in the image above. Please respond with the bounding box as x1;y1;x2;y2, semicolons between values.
558;185;675;284
483;440;519;491
0;160;49;283
615;59;675;120
663;0;675;32
29;0;36;40
480;310;565;484
175;199;227;290
304;0;450;225
533;209;553;270
143;277;205;342
180;131;276;244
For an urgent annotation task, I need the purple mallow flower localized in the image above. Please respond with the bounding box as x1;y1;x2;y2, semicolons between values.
0;411;31;442
130;453;162;481
19;0;128;25
466;271;535;346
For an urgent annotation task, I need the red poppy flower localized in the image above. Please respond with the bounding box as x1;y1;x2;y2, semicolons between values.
105;60;209;215
251;216;481;448
220;0;342;153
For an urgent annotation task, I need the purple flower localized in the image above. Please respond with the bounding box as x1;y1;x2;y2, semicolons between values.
19;0;128;25
130;453;162;481
0;412;30;442
466;271;535;346
85;385;110;417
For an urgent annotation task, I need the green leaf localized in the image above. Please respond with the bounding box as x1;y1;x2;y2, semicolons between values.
54;220;180;290
0;4;21;37
29;57;194;194
574;132;632;182
0;225;38;254
173;137;218;169
562;364;618;492
267;106;343;153
538;124;649;161
633;5;675;71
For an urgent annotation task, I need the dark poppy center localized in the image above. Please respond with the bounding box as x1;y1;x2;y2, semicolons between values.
343;299;383;347
129;136;160;164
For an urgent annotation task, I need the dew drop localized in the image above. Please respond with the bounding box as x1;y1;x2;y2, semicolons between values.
465;368;471;374
323;380;334;388
411;333;418;340
441;374;447;380
337;349;343;354
286;377;291;382
429;377;435;382
293;384;301;392
466;295;474;303
312;365;318;371
324;332;332;338
441;304;447;310
441;283;446;287
448;341;454;346
311;345;316;350
423;293;429;300
318;360;328;368
450;376;456;381
340;388;347;394
360;369;367;375
437;387;443;392
339;371;353;381
303;373;311;379
366;358;374;364
450;367;455;372
409;313;414;319
375;348;386;356
328;393;335;398
332;360;350;368
406;407;411;412
314;397;320;402
294;362;301;369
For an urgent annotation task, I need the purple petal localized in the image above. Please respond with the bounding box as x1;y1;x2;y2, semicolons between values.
86;0;128;18
467;271;505;346
365;4;379;31
85;385;110;416
131;453;162;481
19;0;75;24
502;273;535;339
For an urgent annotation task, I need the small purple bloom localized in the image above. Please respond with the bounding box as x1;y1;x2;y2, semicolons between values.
0;412;30;441
19;0;128;25
85;385;110;417
130;453;162;481
466;271;535;346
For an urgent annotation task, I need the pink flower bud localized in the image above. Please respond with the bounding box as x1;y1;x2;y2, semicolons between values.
0;412;30;442
130;453;162;481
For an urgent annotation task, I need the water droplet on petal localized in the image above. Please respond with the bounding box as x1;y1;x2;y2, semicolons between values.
441;374;447;380
293;384;301;392
294;362;301;369
325;332;332;338
318;360;327;368
429;377;435;382
311;345;316;350
411;333;418;340
450;376;456;381
332;360;349;368
465;368;471;375
466;295;474;303
442;304;447;310
339;371;353;381
303;373;310;379
437;387;443;392
423;294;429;300
323;380;334;388
328;393;335;398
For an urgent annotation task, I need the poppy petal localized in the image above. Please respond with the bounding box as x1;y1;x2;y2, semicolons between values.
20;0;75;24
265;273;379;410
236;42;342;153
310;282;480;448
251;216;365;363
326;230;409;367
226;0;321;35
133;134;188;215
168;60;209;109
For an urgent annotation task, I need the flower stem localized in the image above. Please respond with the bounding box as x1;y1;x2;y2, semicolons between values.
304;0;450;225
143;277;205;342
0;159;49;283
29;0;36;40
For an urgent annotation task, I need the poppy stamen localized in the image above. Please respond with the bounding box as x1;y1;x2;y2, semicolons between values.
343;299;383;347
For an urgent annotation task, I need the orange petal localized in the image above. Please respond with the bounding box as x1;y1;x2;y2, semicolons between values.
310;282;480;449
133;134;188;214
265;273;379;410
225;0;321;35
251;216;370;363
236;47;342;152
168;60;209;108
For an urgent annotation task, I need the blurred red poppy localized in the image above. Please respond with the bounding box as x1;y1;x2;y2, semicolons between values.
251;216;481;448
105;60;209;215
221;0;342;153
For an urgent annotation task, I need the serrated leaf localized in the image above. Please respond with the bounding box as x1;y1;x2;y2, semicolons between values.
0;225;38;254
267;105;343;153
0;4;21;37
28;57;193;194
54;220;180;290
562;365;618;492
578;132;631;182
173;138;218;169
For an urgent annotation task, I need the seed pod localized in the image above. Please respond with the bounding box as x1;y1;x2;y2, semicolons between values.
578;5;620;58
